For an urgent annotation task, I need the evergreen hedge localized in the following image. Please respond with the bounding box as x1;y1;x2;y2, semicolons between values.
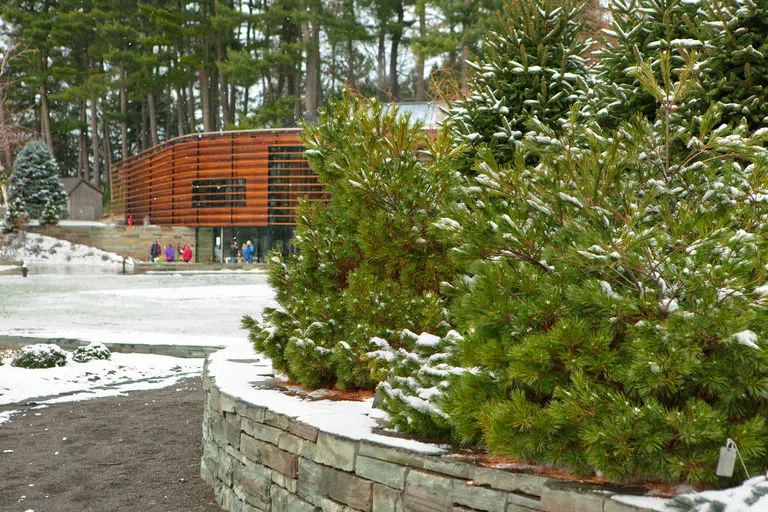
245;0;768;485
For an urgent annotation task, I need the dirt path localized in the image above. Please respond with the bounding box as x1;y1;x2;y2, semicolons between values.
0;378;221;512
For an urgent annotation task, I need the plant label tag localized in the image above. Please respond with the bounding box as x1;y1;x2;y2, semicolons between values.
716;446;736;477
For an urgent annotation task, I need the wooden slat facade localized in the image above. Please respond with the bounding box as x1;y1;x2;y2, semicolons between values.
112;129;325;227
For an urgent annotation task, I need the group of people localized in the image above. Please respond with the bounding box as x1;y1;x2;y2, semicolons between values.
228;240;258;263
150;240;193;263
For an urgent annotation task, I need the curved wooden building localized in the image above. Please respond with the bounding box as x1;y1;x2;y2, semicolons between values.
112;129;324;262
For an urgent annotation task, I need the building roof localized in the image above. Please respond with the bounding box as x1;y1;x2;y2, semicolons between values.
386;102;446;129
61;177;103;196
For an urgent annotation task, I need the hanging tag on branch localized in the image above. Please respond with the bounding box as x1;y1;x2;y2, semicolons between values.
716;439;750;479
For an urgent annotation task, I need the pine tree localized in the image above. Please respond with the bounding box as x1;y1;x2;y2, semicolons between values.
3;195;28;233
9;140;67;220
243;92;460;390
440;49;768;484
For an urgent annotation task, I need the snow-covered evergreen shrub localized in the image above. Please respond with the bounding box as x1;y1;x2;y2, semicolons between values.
72;342;111;363
442;52;768;483
590;0;713;127
40;197;61;225
243;92;459;390
9;141;67;220
368;330;464;441
12;343;68;369
3;196;28;233
445;0;591;169
700;0;768;131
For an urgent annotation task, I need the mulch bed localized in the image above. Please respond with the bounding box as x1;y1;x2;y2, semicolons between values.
0;377;221;512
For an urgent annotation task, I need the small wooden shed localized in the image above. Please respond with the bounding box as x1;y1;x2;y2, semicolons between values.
61;177;103;221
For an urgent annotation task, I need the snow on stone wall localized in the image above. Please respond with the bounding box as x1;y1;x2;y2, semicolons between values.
200;367;657;512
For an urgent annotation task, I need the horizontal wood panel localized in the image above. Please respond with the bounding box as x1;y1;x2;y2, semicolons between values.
113;130;323;227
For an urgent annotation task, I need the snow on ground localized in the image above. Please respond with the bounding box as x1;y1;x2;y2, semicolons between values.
0;234;276;418
0;352;203;407
0;232;132;269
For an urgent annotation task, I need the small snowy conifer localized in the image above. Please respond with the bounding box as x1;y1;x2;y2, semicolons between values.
445;0;592;169
9;141;67;219
442;50;768;484
3;196;28;233
40;197;60;225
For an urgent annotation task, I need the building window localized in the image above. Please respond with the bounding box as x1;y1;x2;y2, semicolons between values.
192;178;246;208
268;146;323;224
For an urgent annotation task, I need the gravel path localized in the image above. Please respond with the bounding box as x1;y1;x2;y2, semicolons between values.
0;377;221;512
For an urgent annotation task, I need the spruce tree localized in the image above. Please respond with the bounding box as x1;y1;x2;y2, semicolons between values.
700;0;768;131
445;0;592;169
3;196;28;233
591;0;713;127
9;141;67;220
243;92;460;390
441;50;768;484
40;197;61;225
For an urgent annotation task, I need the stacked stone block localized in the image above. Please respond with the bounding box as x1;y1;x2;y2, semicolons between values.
201;370;653;512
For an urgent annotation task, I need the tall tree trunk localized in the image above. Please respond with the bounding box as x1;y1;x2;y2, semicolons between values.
229;83;237;126
377;29;387;99
148;88;159;146
344;0;355;88
102;115;111;192
140;101;148;151
40;86;54;152
217;39;230;129
242;84;249;119
120;70;128;161
199;69;211;131
187;81;196;131
303;0;321;119
415;0;426;100
165;83;172;139
176;86;186;136
389;0;403;100
89;96;99;184
0;85;9;206
79;99;87;179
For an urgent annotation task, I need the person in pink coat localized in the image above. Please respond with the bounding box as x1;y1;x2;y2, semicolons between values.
182;244;193;263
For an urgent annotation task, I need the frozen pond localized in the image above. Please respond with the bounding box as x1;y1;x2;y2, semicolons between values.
0;269;276;347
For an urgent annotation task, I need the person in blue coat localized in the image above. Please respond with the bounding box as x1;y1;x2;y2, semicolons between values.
243;240;254;263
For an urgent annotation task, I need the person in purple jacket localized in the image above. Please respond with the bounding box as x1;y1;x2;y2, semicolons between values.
165;244;175;262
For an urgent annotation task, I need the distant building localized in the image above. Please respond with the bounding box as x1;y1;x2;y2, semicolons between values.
112;102;444;263
61;177;103;221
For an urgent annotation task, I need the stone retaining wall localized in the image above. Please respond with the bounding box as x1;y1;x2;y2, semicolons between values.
28;224;195;262
201;368;654;512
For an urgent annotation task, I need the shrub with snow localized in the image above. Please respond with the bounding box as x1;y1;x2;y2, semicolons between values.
243;92;459;391
9;140;67;220
72;342;111;363
368;330;464;441
12;343;68;369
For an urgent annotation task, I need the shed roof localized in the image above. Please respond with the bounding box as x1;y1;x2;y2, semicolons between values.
61;177;103;196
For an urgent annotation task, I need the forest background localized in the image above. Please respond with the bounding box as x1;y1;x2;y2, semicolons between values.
0;0;603;206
